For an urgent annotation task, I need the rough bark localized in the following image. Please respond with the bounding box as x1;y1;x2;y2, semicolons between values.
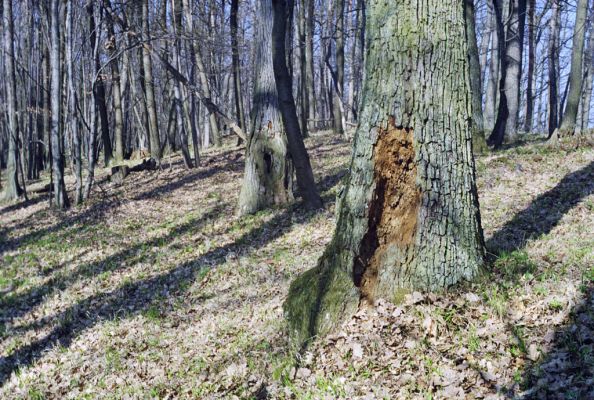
237;0;294;216
2;0;23;201
271;0;323;211
559;0;589;135
50;0;69;209
285;0;485;346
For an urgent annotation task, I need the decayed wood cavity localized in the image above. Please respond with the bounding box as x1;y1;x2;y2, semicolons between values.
356;117;420;300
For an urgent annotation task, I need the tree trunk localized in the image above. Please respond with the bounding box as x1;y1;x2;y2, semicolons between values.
305;0;316;129
298;0;309;137
285;0;485;346
332;0;346;137
171;0;194;168
140;0;162;162
66;0;82;205
488;0;527;147
559;0;589;135
579;20;593;133
238;0;294;216
230;0;246;138
84;1;99;200
50;0;69;209
547;0;561;137
94;6;113;167
484;1;499;131
465;0;488;153
105;0;125;162
2;0;23;201
523;0;536;133
272;0;323;211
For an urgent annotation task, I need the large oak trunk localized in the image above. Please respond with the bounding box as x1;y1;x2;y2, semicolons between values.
285;0;485;345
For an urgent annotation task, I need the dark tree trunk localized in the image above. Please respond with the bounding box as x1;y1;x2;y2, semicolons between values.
271;0;323;211
285;0;485;346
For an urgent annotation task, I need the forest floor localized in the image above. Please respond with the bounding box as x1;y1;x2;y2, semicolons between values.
0;131;593;399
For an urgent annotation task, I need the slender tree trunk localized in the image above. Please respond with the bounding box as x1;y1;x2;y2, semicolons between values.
140;0;162;162
184;2;221;147
559;0;589;135
332;0;346;137
238;0;294;216
548;0;561;137
305;0;316;128
85;1;99;200
50;0;69;209
523;0;536;132
93;7;113;167
298;0;310;137
105;0;125;162
2;0;23;201
43;45;51;171
66;0;82;205
579;21;593;133
285;0;485;346
272;0;323;210
230;0;246;138
465;0;488;152
171;0;193;168
484;1;499;131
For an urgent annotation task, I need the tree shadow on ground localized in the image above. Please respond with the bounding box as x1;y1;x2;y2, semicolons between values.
0;195;46;218
0;159;243;257
486;161;594;256
0;168;346;387
481;162;594;398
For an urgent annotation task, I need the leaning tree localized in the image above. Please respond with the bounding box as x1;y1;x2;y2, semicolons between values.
285;0;485;345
